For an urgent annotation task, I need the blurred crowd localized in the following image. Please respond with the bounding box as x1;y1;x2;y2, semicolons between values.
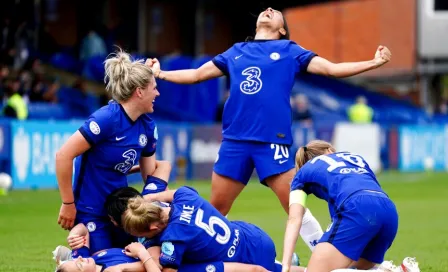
0;13;108;120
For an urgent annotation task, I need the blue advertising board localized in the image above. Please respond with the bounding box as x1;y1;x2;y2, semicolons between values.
0;120;10;160
10;120;82;189
399;125;448;171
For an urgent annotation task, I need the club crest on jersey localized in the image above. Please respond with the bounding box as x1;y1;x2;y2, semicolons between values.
206;264;216;272
270;52;280;60
87;222;96;232
139;134;148;147
89;121;100;135
161;242;175;256
97;251;107;257
145;183;157;191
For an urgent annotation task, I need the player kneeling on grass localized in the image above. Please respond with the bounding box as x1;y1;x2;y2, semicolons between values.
281;140;420;272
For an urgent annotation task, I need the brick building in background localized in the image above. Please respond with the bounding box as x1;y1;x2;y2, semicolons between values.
284;0;448;110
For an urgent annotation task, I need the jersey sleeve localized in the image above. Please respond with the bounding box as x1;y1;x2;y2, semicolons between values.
141;118;158;157
212;45;235;76
159;240;187;269
291;43;317;74
290;169;309;193
173;186;199;203
71;246;91;258
78;109;115;146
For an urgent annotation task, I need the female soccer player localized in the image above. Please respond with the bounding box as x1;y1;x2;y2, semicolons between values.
54;164;276;272
146;7;391;251
281;140;401;272
56;224;269;272
118;186;305;272
55;48;160;253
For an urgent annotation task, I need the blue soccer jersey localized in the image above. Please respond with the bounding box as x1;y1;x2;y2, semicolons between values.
158;187;248;268
74;100;158;216
212;40;316;145
92;248;139;269
291;152;385;217
71;247;139;269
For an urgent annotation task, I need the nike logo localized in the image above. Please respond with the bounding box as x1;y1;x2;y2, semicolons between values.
235;54;243;60
279;159;288;164
116;136;126;141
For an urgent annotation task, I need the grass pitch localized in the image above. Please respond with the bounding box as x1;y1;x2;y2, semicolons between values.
0;171;447;271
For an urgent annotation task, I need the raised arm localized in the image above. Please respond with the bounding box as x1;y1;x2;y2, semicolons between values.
307;45;391;78
147;59;223;84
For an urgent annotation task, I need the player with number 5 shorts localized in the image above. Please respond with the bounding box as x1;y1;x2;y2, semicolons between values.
282;140;399;272
145;7;392;251
55;48;160;253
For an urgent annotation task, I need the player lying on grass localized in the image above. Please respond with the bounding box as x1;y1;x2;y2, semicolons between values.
112;185;305;272
54;161;299;272
55;223;272;272
281;140;420;272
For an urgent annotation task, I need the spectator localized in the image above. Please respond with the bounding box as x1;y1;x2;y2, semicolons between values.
291;94;312;124
0;17;15;66
3;77;28;120
0;64;10;98
27;73;59;103
79;29;107;61
13;19;33;70
348;95;373;123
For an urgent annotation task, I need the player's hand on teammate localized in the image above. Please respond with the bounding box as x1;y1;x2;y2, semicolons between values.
67;234;86;250
373;45;392;67
125;242;149;259
58;203;76;230
145;58;161;78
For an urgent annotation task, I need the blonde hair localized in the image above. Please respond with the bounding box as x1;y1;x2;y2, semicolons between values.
104;48;154;102
295;140;336;171
122;196;164;235
55;261;70;272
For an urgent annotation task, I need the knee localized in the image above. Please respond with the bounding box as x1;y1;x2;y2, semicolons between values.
209;197;231;216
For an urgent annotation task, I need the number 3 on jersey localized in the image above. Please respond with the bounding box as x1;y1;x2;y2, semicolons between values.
271;144;289;163
240;67;263;95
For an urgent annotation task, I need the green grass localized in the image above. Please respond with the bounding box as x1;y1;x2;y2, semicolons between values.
0;171;447;271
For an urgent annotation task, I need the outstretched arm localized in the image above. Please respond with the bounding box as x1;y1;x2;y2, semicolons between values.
147;59;223;84
143;189;176;203
307;45;391;78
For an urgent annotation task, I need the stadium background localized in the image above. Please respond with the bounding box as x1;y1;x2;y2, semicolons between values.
0;0;448;271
